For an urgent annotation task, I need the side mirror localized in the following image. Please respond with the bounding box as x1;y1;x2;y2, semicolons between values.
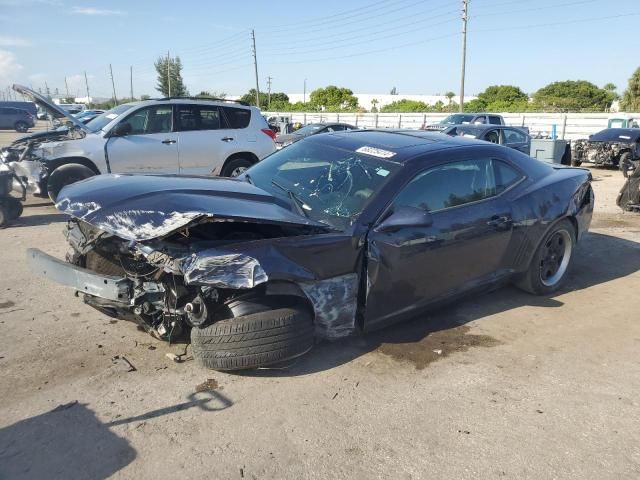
110;122;132;137
375;206;433;233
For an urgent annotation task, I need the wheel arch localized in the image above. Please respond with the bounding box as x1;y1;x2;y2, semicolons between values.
221;151;259;173
47;156;101;175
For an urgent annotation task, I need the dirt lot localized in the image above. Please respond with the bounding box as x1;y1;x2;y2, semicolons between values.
1;128;639;479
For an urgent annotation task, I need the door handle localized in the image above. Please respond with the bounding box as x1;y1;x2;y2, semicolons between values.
487;215;512;228
221;137;234;142
161;139;176;145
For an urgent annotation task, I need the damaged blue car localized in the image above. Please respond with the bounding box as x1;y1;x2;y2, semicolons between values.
28;130;594;370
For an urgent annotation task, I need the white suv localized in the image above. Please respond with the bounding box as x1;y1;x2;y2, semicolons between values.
6;85;276;201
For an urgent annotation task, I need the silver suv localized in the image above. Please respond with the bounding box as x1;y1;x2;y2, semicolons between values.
3;85;276;201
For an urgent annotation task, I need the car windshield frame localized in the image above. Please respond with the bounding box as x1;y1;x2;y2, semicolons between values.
243;139;401;231
85;104;136;133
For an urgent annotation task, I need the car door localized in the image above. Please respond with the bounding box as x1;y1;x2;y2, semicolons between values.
106;105;179;173
501;128;530;154
364;156;518;331
0;108;9;128
175;103;232;175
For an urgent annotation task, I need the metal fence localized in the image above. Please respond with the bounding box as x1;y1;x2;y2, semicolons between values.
263;111;639;140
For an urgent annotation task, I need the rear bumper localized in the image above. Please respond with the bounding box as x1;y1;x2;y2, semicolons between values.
27;248;131;303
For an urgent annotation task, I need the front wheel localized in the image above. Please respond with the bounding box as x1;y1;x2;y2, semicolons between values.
191;307;314;371
220;157;254;177
516;219;575;295
47;163;95;202
619;152;635;178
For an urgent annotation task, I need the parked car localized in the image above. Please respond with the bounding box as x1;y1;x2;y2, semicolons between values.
0;101;37;117
422;113;505;131
572;128;640;173
607;115;639;129
73;110;105;124
275;122;357;148
0;107;35;132
2;84;276;201
29;129;594;370
442;124;531;154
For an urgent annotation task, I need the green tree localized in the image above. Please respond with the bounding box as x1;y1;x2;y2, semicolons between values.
478;85;528;106
154;55;187;97
240;89;288;108
309;85;358;111
380;99;430;113
620;68;640;112
532;80;610;112
464;98;488;112
445;91;455;112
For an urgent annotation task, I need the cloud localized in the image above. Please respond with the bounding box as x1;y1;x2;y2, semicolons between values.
0;50;23;83
71;6;125;16
0;35;31;47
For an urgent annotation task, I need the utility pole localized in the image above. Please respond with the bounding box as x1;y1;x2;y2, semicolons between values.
84;71;91;106
266;76;272;109
64;77;70;99
251;29;261;109
459;0;469;113
44;81;50;99
303;78;307;104
130;65;134;101
167;51;171;97
109;64;118;106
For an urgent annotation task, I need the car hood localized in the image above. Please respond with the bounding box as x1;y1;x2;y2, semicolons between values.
12;84;88;132
55;174;332;242
10;127;70;145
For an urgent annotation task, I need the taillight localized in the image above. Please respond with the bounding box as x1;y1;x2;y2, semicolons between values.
261;128;276;140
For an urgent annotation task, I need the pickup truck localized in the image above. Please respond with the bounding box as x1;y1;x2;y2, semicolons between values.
422;113;505;131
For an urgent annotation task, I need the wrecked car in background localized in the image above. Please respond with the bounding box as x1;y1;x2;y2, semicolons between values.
1;84;275;202
572;128;640;173
442;124;531;154
29;130;594;370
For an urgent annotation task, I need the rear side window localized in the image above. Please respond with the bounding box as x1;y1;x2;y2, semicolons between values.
489;116;502;125
494;160;523;193
222;106;251;129
176;105;223;131
503;128;527;144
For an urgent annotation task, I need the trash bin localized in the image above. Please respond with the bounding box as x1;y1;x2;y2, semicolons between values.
530;139;570;165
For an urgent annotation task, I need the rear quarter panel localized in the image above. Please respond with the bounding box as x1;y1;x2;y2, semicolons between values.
505;166;593;273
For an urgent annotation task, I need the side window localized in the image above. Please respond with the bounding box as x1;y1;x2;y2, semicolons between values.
393;158;497;212
494;160;523;193
176;105;223;132
473;115;487;124
124;106;172;135
485;129;500;144
503;128;526;144
489;116;502;125
222;106;251;129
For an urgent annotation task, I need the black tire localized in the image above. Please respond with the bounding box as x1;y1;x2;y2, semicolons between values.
571;156;582;167
14;121;28;133
6;197;23;220
220;157;254;177
0;203;8;227
47;163;95;202
516;219;576;295
191;307;314;371
619;152;634;178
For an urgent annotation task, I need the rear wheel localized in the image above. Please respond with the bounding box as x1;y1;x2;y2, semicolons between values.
47;163;95;202
221;157;254;177
14;121;28;133
6;197;23;220
516;219;575;295
191;306;314;371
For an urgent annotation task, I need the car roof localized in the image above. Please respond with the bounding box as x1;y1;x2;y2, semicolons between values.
304;129;493;163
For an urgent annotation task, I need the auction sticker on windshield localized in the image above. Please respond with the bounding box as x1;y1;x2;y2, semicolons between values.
356;146;397;159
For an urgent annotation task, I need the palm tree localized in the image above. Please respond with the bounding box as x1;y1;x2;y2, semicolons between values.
445;91;455;112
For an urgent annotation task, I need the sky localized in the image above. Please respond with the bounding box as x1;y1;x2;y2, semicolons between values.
0;0;638;100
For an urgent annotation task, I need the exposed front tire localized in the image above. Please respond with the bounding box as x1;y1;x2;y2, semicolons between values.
14;121;29;133
7;197;23;220
191;307;314;371
220;157;254;177
516;219;575;295
619;152;635;178
47;163;96;202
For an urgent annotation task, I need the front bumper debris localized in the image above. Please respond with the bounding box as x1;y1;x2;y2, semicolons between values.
27;248;131;303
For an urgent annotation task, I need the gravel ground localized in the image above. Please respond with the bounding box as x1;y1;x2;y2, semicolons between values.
0;129;639;479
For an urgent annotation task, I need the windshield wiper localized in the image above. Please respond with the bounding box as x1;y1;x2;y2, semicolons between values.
271;179;310;218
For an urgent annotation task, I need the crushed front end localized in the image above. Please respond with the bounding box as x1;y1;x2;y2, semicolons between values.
572;139;630;167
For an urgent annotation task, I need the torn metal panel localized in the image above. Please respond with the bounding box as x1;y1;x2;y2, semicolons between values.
182;251;268;289
298;273;358;340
